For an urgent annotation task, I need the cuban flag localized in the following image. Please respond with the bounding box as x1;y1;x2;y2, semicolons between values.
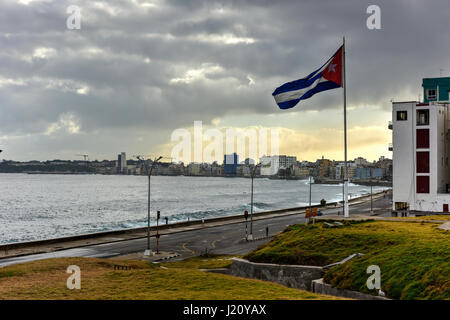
272;45;343;109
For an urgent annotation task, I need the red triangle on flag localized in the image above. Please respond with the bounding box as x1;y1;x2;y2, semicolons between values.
322;46;343;87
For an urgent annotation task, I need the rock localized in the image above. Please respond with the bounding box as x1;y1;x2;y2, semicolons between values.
323;222;336;228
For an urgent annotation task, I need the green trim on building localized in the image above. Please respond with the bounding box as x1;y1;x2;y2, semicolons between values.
422;77;450;102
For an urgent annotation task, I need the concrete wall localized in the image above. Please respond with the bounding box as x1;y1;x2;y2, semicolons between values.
312;278;389;300
392;102;416;210
414;193;450;212
436;106;448;193
230;258;324;291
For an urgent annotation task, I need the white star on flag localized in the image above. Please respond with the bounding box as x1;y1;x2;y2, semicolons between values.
328;63;337;72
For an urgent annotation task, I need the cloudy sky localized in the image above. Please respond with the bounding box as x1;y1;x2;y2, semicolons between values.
1;0;449;162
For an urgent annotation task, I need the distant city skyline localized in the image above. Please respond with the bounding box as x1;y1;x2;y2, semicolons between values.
0;153;389;164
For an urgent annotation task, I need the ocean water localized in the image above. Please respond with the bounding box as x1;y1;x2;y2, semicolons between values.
0;173;390;244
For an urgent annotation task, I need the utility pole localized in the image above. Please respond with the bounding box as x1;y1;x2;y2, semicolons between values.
156;210;160;254
370;168;373;214
249;163;261;241
309;175;312;215
244;210;248;240
343;36;349;218
136;155;163;256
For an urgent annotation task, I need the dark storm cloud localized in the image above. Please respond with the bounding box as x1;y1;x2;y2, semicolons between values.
0;0;449;160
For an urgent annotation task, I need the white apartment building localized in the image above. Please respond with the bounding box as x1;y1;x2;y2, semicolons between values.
335;162;357;180
259;155;297;176
391;101;450;212
260;156;277;176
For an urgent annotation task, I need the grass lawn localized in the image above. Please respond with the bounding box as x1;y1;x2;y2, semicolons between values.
394;215;450;221
244;219;450;300
0;256;340;300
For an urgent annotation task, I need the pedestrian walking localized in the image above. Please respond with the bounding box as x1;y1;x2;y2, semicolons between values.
266;225;269;237
165;216;168;225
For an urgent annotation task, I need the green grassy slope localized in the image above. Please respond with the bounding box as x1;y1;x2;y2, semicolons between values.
244;219;450;299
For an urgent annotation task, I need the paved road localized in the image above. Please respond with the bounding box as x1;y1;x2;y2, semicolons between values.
0;193;392;268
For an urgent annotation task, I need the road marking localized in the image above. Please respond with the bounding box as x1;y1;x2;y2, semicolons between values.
182;242;195;254
211;240;220;248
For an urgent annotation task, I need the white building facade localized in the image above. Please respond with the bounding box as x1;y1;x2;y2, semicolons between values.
259;155;297;176
392;101;450;212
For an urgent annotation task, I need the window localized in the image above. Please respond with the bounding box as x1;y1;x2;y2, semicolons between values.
416;109;429;125
395;202;408;210
396;111;407;121
427;89;436;100
416;152;429;173
416;129;429;148
417;176;430;193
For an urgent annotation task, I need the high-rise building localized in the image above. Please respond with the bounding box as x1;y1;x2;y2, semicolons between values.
117;152;127;174
391;79;450;212
224;153;238;175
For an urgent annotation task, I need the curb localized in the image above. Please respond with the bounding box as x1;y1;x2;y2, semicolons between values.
312;278;390;300
152;253;180;262
243;235;274;242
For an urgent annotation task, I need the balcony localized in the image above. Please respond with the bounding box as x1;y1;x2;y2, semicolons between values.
388;143;393;151
388;121;393;130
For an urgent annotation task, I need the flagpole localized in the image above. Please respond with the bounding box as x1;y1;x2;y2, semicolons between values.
343;36;349;218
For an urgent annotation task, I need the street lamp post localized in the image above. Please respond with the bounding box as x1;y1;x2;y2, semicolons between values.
156;210;160;254
137;155;162;256
309;175;312;215
249;163;260;241
370;168;373;214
